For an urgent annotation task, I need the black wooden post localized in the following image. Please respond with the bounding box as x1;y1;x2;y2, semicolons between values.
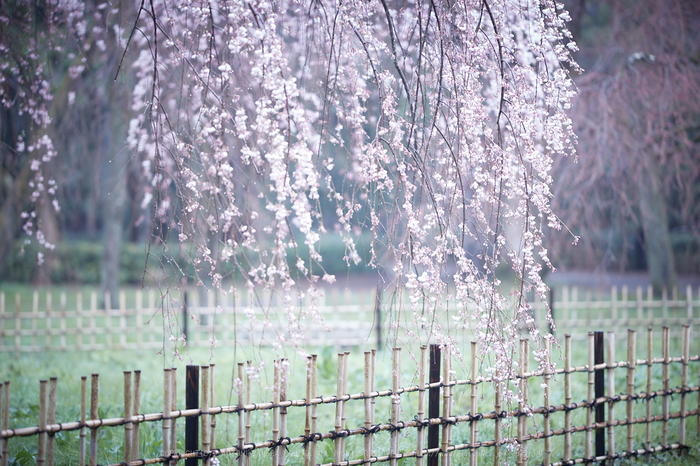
428;344;441;466
186;365;199;465
594;331;605;462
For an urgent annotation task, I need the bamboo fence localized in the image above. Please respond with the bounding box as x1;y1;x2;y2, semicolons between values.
1;284;699;352
0;325;699;465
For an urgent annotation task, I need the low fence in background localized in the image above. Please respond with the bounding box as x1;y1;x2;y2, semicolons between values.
1;284;699;352
0;325;698;465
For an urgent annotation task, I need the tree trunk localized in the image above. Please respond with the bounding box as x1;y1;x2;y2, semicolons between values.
638;169;676;294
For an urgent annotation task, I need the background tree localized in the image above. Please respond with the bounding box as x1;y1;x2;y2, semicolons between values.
550;0;700;291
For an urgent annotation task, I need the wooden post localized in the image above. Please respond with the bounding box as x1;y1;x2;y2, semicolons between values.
680;325;690;450
494;369;502;466
208;365;215;453
441;349;452;466
46;377;57;466
1;380;8;466
606;331;615;459
646;327;652;449
365;351;375;465
334;353;346;465
469;341;478;466
417;346;427;466
79;377;87;466
133;370;141;461
237;363;245;466
201;365;210;465
543;339;552;466
185;365;199;466
517;339;529;466
626;330;636;453
585;333;594;460
662;326;669;448
273;361;280;466
124;372;133;464
89;374;98;466
279;359;288;466
390;348;401;466
245;361;253;466
594;331;605;461
38;380;47;466
310;355;319;466
564;335;572;463
171;367;178;463
428;344;441;466
163;369;172;462
341;351;349;459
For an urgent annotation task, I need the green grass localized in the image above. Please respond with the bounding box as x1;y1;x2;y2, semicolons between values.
1;332;700;465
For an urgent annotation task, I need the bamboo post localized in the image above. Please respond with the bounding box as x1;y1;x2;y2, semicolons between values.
162;369;172;462
310;355;319;466
46;377;57;466
417;346;427;466
636;286;643;326
273;361;280;466
390;348;401;466
543;339;552;466
585;332;594;460
626;330;636;453
517;339;529;466
209;365;215;452
428;345;441;466
662;326;669;448
171;367;178;462
564;335;572;463
0;383;3;465
370;349;376;455
686;285;693;321
133;370;141;461
680;325;690;449
279;359;288;466
201;365;211;465
341;351;349;459
441;348;452;466
698;323;700;439
662;288;669;323
1;380;8;466
185;366;199;466
334;353;345;465
89;374;99;466
364;351;374;465
594;331;604;460
237;363;245;466
38;380;47;466
79;377;87;466
646;327;652;449
470;341;478;466
494;369;502;466
124;372;133;464
607;331;615;459
245;361;252;466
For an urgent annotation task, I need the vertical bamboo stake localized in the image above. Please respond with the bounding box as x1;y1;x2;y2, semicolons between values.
133;370;141;461
38;380;47;466
334;353;345;465
417;346;427;466
1;381;8;466
662;326;669;448
370;349;376;454
341;351;349;460
0;383;3;465
390;348;401;466
680;325;690;449
273;361;280;466
698;323;700;438
517;339;529;466
636;286;643;326
279;359;288;466
662;288;669;323
646;327;652;449
208;365;215;452
89;374;98;466
79;377;87;466
585;332;594;460
494;369;502;466
626;330;636;453
441;349;452;466
470;341;478;466
564;335;572;463
162;369;172;463
364;351;374;465
124;372;133;464
686;285;693;322
310;355;319;466
237;363;245;466
304;357;313;466
245;361;252;466
46;377;57;466
201;365;210;465
543;339;552;466
171;367;178;460
607;331;615;458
